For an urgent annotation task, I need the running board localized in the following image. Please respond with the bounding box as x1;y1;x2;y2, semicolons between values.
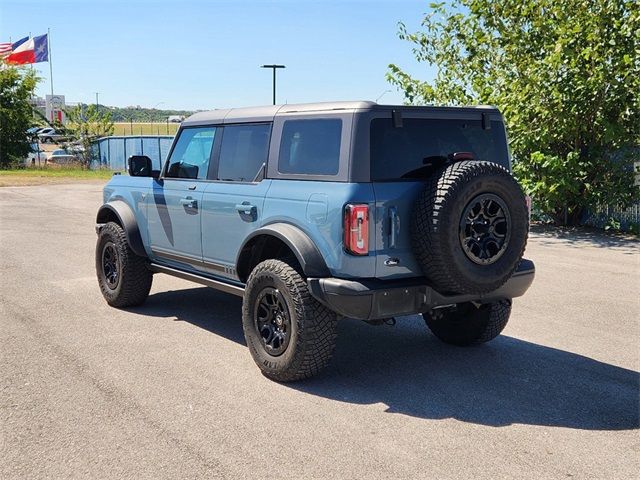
148;263;245;297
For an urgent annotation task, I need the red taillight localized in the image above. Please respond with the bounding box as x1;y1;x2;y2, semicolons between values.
344;204;369;255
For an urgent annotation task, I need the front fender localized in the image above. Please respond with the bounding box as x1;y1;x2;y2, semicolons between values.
96;200;147;258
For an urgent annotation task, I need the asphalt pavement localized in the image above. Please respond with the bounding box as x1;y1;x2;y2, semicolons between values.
1;183;639;479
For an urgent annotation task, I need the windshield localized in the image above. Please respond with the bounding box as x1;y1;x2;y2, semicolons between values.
370;117;510;180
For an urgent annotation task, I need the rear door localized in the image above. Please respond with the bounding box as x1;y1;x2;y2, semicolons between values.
200;123;272;279
146;126;216;267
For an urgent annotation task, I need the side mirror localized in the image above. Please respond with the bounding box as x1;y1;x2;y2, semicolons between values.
128;155;153;177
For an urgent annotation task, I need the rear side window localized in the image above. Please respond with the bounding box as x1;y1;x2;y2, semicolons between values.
165;127;215;179
278;119;342;175
370;118;510;180
218;124;271;182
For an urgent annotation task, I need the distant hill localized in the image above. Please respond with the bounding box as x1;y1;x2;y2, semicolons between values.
94;105;197;122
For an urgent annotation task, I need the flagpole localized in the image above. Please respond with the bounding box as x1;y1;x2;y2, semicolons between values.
29;32;35;74
48;28;53;97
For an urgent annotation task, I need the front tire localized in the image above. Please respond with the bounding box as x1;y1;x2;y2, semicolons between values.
96;222;152;307
423;300;512;346
242;259;338;382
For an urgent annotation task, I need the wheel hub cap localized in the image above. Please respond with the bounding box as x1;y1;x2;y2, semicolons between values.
459;193;511;265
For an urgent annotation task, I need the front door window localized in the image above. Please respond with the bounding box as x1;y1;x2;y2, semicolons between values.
165;127;216;180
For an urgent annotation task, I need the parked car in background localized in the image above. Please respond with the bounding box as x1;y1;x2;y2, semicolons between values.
27;127;48;141
38;128;66;144
27;126;44;135
24;143;47;165
167;115;183;123
48;149;80;165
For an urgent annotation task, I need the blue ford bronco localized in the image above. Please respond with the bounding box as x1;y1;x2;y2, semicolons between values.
95;101;535;381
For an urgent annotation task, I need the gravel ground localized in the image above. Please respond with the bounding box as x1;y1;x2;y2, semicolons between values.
1;183;638;480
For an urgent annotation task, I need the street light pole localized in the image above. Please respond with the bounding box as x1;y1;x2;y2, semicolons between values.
261;64;286;105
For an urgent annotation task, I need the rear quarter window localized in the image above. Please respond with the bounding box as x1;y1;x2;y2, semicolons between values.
278;119;342;175
370;118;510;181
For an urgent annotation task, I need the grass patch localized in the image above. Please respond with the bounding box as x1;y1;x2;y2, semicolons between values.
112;122;179;136
0;167;116;186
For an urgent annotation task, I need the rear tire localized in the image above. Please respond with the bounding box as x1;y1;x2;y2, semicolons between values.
242;259;338;382
96;222;152;307
423;300;512;346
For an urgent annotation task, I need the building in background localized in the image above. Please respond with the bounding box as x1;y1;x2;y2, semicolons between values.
45;94;66;123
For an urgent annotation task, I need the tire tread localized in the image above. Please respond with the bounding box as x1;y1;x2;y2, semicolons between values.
96;222;152;307
242;259;337;382
411;161;529;294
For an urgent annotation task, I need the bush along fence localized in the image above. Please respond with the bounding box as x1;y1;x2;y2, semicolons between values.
582;203;640;233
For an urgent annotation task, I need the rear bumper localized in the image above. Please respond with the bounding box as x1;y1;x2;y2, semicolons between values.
308;259;535;320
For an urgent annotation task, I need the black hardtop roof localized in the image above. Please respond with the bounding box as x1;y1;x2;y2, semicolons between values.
181;101;500;126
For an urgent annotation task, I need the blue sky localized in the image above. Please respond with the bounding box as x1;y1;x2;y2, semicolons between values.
0;0;436;110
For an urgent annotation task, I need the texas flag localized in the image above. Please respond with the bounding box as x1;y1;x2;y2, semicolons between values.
5;34;48;65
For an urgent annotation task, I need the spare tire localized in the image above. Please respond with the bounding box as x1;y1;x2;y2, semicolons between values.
411;161;528;294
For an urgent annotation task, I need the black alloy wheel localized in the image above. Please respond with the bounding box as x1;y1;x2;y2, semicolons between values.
459;193;511;265
101;242;120;289
254;287;291;356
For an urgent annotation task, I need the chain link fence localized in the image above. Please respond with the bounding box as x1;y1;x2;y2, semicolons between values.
90;135;174;171
582;160;640;231
582;203;640;230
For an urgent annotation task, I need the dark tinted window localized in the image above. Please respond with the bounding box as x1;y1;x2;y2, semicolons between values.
218;124;271;182
278;119;342;175
370;118;509;180
165;127;215;179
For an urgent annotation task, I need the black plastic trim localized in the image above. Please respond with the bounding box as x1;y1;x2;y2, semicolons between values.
237;223;331;280
149;263;244;297
96;201;147;257
308;259;535;320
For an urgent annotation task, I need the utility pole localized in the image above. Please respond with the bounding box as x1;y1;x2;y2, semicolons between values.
95;92;100;108
261;64;286;105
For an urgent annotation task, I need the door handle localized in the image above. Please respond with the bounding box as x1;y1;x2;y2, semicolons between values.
180;197;197;209
235;203;257;215
389;207;399;248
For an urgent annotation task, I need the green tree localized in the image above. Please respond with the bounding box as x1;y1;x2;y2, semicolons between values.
63;104;114;167
0;64;39;167
388;0;640;225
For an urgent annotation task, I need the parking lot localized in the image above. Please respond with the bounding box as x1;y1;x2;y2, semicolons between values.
1;182;638;479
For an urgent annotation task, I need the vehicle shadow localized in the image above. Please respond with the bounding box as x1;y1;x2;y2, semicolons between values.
530;224;639;253
130;287;246;345
133;287;640;431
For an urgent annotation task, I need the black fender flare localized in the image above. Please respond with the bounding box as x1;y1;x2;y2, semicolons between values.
237;223;330;281
96;200;147;258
